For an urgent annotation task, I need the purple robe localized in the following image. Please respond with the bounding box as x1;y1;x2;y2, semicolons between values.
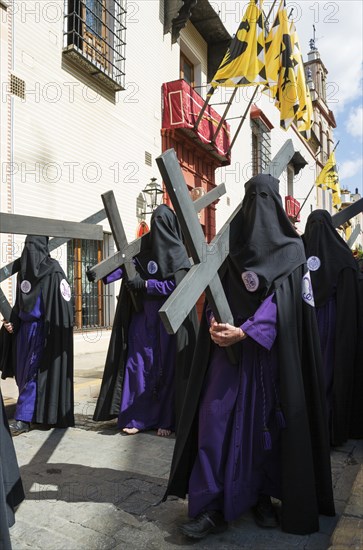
104;270;176;431
15;294;45;422
188;294;282;521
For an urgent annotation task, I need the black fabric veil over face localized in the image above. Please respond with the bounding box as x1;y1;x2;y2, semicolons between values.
20;236;52;280
137;204;191;280
302;209;358;306
18;235;61;312
228;174;305;318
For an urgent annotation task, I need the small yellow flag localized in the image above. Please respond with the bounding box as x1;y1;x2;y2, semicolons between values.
290;20;313;139
264;0;312;136
208;0;267;94
316;152;342;209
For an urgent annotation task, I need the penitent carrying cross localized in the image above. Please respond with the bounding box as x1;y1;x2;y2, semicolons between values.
156;141;297;364
93;187;227;311
85;183;227;285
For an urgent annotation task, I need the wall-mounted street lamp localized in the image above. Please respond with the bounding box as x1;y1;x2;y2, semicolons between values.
142;177;164;214
136;178;164;222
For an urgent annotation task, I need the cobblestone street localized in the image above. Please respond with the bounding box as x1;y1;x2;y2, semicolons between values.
2;352;362;550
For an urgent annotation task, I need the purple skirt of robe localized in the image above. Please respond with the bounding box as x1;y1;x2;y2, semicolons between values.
118;296;176;431
15;295;45;422
188;327;282;521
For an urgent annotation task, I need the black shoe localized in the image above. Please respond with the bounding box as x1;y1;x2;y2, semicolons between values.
179;510;228;539
252;494;279;528
9;420;31;436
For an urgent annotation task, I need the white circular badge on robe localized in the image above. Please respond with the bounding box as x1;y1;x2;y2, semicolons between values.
241;271;259;292
60;279;71;301
307;256;321;271
147;260;158;275
302;271;315;307
20;280;31;293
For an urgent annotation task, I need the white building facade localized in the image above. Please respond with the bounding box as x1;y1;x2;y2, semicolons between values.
0;0;337;354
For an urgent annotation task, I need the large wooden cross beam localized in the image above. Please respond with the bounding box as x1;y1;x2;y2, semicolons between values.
86;182;227;283
332;198;363;228
157;142;297;357
0;209;107;319
347;224;361;249
264;139;295;180
0;212;103;240
0;209;106;284
156;148;237;364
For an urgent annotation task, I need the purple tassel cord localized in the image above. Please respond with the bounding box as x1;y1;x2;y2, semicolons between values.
262;427;272;451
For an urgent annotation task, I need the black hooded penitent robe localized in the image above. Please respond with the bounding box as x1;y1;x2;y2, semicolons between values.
0;388;25;550
303;209;362;446
164;175;335;535
0;236;74;427
93;204;198;430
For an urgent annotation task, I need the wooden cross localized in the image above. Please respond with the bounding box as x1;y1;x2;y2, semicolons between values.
156;141;297;364
0;209;106;320
86;182;227;283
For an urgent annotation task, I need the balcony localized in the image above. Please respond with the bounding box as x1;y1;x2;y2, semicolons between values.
162;79;231;165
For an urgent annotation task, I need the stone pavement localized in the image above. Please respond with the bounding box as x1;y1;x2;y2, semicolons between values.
2;351;363;550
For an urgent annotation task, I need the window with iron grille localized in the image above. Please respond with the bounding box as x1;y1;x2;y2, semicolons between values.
63;0;126;91
67;238;114;329
251;118;271;176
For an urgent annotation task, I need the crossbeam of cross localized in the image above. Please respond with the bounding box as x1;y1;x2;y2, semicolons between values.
156;141;297;364
0;210;106;284
332;198;363;228
0;209;106;320
0;213;103;240
86;183;227;283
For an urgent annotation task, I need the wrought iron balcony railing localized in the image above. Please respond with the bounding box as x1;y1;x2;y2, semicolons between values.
63;0;126;91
